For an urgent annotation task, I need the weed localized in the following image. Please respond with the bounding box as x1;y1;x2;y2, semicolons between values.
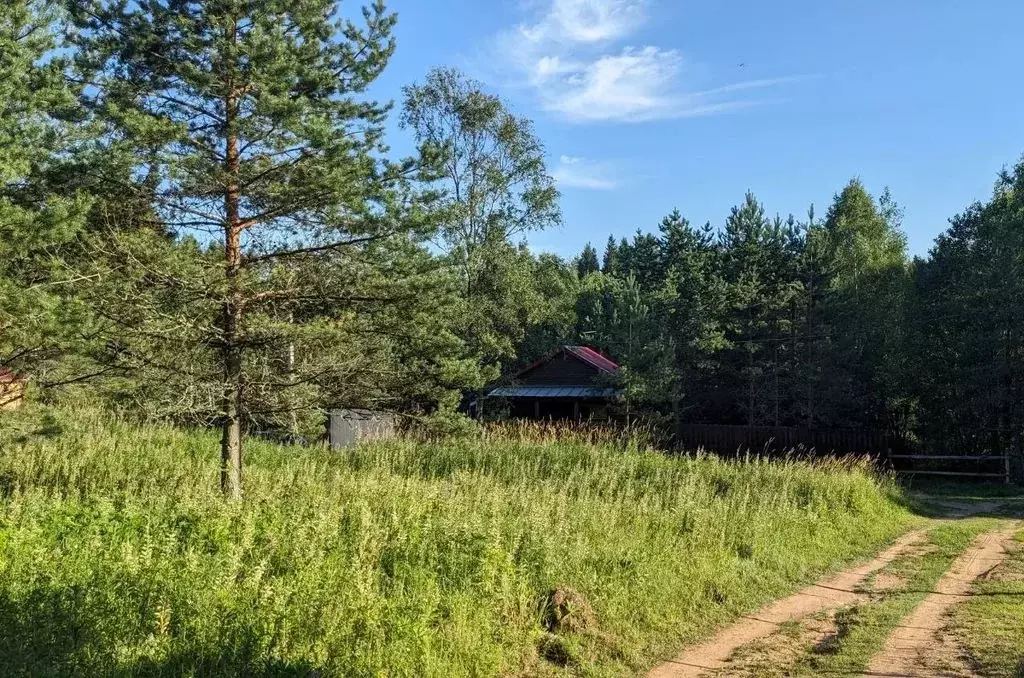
0;405;914;676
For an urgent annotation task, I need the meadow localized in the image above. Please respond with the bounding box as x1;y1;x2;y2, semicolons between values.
0;407;914;677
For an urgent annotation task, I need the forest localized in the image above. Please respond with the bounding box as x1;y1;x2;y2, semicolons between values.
2;0;1024;495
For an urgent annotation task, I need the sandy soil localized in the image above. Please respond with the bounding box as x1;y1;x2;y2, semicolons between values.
861;521;1021;678
646;499;1010;678
646;530;926;678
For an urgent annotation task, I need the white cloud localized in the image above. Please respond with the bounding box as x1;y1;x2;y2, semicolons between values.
518;0;646;46
540;46;681;121
552;155;617;190
496;0;802;123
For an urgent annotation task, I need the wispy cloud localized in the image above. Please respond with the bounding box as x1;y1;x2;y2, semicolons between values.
540;46;682;122
517;0;646;46
496;0;803;123
551;155;617;190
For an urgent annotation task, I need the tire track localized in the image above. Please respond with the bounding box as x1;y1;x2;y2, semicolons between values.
647;530;926;678
861;521;1021;678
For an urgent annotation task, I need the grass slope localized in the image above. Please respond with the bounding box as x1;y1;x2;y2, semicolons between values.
0;407;913;677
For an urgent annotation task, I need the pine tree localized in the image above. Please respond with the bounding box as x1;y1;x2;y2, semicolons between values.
66;0;431;497
1;1;90;379
653;210;727;428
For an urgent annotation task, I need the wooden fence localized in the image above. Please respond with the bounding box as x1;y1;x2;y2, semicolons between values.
675;424;889;458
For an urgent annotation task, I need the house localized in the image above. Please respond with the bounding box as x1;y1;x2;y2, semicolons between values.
485;346;623;420
0;369;27;411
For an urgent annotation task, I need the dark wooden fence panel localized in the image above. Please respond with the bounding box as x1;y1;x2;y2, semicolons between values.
675;424;889;458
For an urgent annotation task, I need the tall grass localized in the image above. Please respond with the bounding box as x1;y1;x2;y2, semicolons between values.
0;407;913;677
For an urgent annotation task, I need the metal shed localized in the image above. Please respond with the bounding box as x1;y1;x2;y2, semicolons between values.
327;409;398;449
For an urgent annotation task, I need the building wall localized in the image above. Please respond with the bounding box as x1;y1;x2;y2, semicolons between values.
519;352;606;386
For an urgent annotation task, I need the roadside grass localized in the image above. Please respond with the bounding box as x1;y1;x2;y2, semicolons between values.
790;517;1000;677
952;528;1024;678
0;406;914;677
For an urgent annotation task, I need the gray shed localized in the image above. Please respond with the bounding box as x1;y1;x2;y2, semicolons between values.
327;409;398;449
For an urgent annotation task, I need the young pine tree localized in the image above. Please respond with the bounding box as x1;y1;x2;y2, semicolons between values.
67;0;430;497
1;1;90;380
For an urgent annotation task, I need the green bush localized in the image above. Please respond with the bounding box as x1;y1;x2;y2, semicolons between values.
0;407;912;677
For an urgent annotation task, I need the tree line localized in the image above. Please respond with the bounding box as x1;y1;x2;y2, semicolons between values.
2;1;1022;494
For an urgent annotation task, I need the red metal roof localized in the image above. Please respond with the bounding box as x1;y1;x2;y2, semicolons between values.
516;345;620;377
565;346;620;373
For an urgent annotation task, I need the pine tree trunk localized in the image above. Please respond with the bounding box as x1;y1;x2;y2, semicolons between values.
220;202;244;498
220;344;243;498
220;40;244;499
672;391;681;449
774;344;780;427
747;345;755;427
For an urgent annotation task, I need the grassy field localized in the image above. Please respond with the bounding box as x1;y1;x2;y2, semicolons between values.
0;407;914;677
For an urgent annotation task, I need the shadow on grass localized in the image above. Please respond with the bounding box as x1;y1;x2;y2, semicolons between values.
0;589;319;677
7;411;65;446
899;477;1024;498
892;480;1024;520
906;498;1024;521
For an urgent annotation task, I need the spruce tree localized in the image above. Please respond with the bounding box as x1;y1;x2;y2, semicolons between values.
576;243;600;278
601;235;619;274
66;0;426;497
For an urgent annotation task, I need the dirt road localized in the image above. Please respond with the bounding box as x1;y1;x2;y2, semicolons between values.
862;521;1020;678
646;531;925;678
646;499;1012;678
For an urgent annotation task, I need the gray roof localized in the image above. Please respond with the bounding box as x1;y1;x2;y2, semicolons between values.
486;386;623;399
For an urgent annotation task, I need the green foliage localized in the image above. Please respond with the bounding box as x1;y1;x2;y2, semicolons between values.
0;406;912;676
401;67;560;371
908;160;1024;475
520;183;915;436
813;180;910;429
0;1;91;377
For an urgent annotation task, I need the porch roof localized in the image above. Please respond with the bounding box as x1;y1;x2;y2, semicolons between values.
485;386;623;399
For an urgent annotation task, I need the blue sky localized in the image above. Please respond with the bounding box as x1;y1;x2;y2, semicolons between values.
370;0;1024;259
